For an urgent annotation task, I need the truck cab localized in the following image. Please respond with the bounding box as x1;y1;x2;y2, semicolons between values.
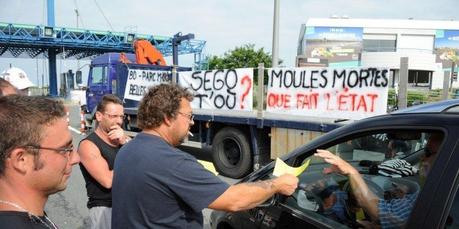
84;52;190;130
86;53;136;113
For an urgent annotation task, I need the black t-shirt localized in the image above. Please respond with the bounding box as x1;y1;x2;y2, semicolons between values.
79;132;120;208
112;133;229;229
0;211;56;229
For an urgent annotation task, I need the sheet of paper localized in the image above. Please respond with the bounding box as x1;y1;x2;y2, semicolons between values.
198;160;218;175
273;158;310;177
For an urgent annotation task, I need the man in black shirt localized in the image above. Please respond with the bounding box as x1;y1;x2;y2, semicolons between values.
78;94;131;229
0;95;80;228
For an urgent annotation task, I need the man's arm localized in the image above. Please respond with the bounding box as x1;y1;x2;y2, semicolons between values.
315;149;379;220
78;140;114;189
208;174;298;212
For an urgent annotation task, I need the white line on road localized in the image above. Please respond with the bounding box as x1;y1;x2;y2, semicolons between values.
68;126;82;135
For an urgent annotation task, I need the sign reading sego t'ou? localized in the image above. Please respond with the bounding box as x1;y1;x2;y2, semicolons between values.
267;67;390;120
179;68;254;111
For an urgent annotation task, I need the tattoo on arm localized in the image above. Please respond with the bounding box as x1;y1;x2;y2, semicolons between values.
246;180;274;190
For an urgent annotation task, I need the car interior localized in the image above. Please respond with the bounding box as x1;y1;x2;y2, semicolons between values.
263;129;445;228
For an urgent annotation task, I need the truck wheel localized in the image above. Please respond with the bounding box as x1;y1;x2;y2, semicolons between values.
212;127;252;178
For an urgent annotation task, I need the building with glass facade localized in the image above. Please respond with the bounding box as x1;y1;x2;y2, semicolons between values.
297;18;459;89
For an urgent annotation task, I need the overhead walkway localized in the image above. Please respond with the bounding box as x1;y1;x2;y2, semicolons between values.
0;22;206;59
0;22;206;96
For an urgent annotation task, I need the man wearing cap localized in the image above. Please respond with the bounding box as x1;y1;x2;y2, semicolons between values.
1;67;34;95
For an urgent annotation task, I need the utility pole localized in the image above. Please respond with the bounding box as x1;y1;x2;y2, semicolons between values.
171;32;194;83
75;9;80;71
450;61;456;93
47;0;58;96
398;57;409;109
271;0;280;67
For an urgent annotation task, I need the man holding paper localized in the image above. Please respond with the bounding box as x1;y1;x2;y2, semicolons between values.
112;84;298;229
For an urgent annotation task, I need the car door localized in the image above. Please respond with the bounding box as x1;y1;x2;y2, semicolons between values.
274;128;445;229
407;129;459;228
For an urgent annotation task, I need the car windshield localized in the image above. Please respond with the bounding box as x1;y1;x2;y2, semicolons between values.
279;129;443;229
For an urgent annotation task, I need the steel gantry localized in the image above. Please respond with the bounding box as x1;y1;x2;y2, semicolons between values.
0;22;206;95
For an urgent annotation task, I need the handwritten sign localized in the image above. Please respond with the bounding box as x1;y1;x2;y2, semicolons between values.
178;68;253;111
124;68;171;101
267;67;389;120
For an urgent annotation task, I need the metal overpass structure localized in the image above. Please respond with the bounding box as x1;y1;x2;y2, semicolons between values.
0;22;206;95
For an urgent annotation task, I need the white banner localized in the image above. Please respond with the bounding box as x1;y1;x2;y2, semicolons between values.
179;68;254;111
123;68;171;101
267;67;390;120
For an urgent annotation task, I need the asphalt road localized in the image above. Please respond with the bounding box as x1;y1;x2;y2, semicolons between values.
44;103;237;229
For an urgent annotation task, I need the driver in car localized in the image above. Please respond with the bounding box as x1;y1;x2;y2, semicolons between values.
314;132;442;229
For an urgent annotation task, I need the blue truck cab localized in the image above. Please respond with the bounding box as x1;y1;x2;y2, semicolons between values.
85;53;173;113
84;53;191;131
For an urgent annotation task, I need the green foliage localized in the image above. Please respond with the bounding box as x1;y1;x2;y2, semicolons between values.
208;44;275;70
208;44;279;109
387;88;456;108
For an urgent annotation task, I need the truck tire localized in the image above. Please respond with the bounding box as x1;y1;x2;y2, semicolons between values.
212;127;252;178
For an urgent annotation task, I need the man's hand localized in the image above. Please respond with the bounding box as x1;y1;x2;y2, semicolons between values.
272;174;299;196
108;125;128;144
314;149;359;176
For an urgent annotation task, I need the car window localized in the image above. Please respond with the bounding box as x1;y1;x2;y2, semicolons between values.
281;129;444;229
90;66;107;85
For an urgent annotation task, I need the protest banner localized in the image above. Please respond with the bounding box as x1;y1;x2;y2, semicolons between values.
179;68;253;111
124;68;171;101
267;67;390;120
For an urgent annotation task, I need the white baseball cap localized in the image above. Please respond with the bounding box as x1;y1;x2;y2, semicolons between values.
0;67;34;90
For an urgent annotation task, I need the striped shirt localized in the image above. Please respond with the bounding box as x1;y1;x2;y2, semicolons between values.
378;191;419;229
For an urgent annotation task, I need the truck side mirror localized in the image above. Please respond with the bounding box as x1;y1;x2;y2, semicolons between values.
76;71;82;84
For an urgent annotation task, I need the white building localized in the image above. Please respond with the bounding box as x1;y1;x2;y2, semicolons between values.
297;18;459;89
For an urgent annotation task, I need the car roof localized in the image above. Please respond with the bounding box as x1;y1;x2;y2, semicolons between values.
391;99;459;114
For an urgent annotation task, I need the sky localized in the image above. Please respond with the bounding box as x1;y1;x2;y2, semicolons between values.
0;0;458;87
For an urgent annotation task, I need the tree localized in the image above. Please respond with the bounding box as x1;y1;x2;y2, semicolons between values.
207;44;281;108
208;44;280;70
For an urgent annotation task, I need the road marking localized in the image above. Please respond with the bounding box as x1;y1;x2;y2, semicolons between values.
68;126;82;135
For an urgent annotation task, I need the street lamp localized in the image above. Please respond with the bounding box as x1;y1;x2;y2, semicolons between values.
272;0;279;67
43;26;54;38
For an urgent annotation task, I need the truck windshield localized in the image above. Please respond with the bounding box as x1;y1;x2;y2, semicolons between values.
91;66;107;85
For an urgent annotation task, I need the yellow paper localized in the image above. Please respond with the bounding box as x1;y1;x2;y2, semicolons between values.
198;160;218;175
356;208;365;220
273;158;310;177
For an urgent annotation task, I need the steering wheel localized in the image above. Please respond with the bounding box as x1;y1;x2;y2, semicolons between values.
296;187;324;212
341;175;386;225
296;173;349;213
343;175;386;199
